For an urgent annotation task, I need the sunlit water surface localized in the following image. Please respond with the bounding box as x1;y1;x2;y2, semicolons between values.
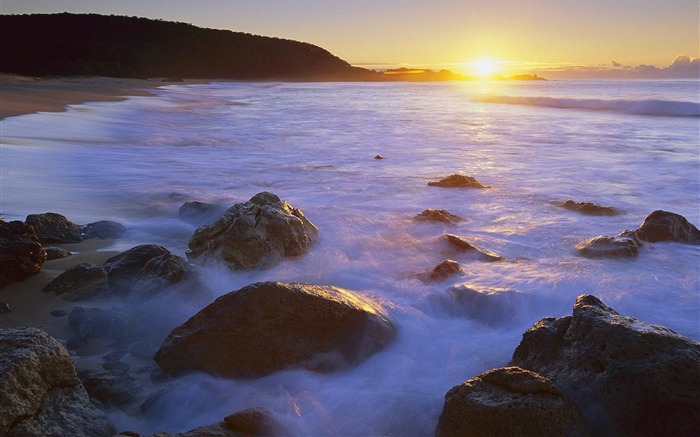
1;80;699;435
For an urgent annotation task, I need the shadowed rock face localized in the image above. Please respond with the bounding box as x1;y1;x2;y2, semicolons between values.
0;220;46;288
154;281;396;378
436;366;591;437
427;174;489;188
511;295;700;436
635;210;700;244
186;192;318;270
0;327;114;436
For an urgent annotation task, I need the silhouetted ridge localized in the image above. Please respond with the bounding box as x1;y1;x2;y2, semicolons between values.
0;13;374;80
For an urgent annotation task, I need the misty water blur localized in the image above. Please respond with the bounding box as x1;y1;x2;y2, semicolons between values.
1;80;698;435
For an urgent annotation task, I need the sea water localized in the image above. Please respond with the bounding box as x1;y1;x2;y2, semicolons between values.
1;80;699;435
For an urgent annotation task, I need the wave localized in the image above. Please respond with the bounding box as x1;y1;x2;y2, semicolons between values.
477;95;700;117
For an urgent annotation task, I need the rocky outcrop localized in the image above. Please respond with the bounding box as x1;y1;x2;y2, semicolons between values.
187;192;318;270
413;209;463;224
440;234;502;262
25;212;125;244
43;244;199;300
560;200;619;216
0;220;46;288
155;281;396;378
575;230;641;258
635;210;700;244
436;366;591;437
511;295;700;436
427;174;489;188
418;260;463;282
0;327;114;436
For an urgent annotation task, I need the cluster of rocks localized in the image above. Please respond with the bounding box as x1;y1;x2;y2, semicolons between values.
436;294;700;436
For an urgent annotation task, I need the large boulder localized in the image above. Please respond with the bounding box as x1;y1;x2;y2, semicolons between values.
427;174;489;188
511;295;700;436
635;210;700;244
0;220;46;288
436;366;591;437
575;230;641;258
155;281;396;378
187;192;318;270
0;327;114;436
25;212;125;244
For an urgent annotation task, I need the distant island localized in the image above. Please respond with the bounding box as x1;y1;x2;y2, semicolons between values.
0;14;544;82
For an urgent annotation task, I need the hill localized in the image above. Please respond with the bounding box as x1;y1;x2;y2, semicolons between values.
0;13;375;80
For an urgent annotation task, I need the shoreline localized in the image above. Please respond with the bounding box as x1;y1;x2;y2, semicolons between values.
0;74;212;120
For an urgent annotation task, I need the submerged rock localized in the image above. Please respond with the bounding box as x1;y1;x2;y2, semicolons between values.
441;234;503;262
418;260;463;282
427;174;489;188
560;199;619;216
187;192;318;270
413;209;463;224
575;230;641;258
0;220;46;288
447;285;524;326
511;294;700;436
436;366;591;437
635;210;700;244
178;201;227;225
155;281;396;378
0;327;114;436
25;212;126;244
68;306;139;346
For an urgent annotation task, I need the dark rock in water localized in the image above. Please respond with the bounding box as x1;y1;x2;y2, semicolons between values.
187;192;318;270
149;421;240;437
50;309;67;317
178;201;226;225
635;210;700;244
427;174;489;188
0;302;11;314
413;209;463;224
374;154;385;160
441;234;503;262
43;263;108;301
154;281;396;378
43;246;72;260
77;367;140;407
0;327;114;436
102;360;130;372
82;220;127;240
436;366;591;437
511;294;700;436
0;220;46;288
25;212;83;243
225;407;289;436
24;212;126;243
447;286;523;326
418;260;463;282
575;230;641;258
69;306;138;345
560;199;619;216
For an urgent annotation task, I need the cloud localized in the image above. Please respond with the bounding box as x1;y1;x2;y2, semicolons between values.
536;55;700;79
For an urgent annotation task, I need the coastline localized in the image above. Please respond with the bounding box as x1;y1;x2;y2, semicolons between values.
0;75;211;120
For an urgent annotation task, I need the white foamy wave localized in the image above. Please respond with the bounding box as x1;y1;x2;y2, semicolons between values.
477;94;700;117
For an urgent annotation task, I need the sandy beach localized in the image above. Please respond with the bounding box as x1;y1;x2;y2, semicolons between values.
0;74;210;120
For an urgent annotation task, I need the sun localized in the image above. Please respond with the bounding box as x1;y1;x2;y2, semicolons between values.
468;59;500;78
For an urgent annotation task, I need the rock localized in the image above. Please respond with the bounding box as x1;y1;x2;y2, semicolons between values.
224;407;288;436
441;234;502;262
149;422;240;437
178;201;228;226
50;309;67;317
24;212;126;243
575;230;641;258
418;260;463;282
511;294;700;436
43;246;72;260
0;302;11;314
427;174;489;188
43;263;108;301
447;286;523;326
0;220;46;288
436;366;591;437
561;200;619;216
77;367;140;407
635;210;700;244
69;306;138;346
0;327;114;436
374;154;385;160
154;281;396;378
186;192;318;270
413;209;463;224
25;212;83;243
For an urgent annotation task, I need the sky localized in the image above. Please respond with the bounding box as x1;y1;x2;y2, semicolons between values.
2;0;699;78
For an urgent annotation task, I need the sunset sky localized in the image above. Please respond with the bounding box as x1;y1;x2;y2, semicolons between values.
3;0;699;78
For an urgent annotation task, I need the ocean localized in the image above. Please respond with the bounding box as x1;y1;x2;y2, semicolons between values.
1;79;699;435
